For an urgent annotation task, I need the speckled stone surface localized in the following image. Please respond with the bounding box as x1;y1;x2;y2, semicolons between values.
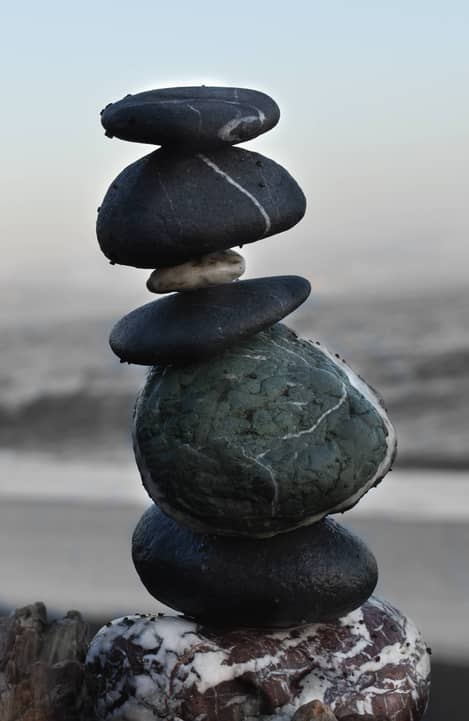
146;249;245;293
110;276;310;366
86;597;430;721
97;147;306;268
101;86;280;147
132;506;378;627
133;324;396;537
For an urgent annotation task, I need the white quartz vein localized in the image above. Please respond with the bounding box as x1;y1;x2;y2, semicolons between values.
187;103;203;134
279;384;347;440
238;445;279;514
238;353;267;361
258;332;397;525
197;153;272;235
218;108;266;142
87;598;430;721
157;172;184;234
310;340;397;514
195;431;277;513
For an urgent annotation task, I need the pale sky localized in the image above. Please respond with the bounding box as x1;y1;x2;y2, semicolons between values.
1;1;468;316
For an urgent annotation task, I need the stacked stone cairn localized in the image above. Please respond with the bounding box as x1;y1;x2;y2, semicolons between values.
86;86;431;721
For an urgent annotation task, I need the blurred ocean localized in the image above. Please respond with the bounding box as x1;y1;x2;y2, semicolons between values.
1;286;468;475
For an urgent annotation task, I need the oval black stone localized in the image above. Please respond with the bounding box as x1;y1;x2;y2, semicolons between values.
109;275;311;365
132;505;378;627
100;86;280;147
96;147;306;268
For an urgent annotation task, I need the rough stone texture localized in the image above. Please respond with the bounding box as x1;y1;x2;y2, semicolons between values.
132;506;378;627
291;700;338;721
340;716;386;721
101;86;280;147
0;603;91;721
110;276;310;366
146;249;246;293
97;147;306;268
86;597;431;721
133;324;396;537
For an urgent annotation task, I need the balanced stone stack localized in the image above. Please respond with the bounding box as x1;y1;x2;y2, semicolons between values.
86;86;431;721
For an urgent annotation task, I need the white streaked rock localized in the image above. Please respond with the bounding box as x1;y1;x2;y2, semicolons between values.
86;597;431;721
146;250;245;293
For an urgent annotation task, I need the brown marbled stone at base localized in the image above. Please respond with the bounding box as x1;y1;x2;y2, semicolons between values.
86;596;430;721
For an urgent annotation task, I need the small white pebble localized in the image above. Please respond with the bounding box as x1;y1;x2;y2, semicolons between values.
147;250;245;293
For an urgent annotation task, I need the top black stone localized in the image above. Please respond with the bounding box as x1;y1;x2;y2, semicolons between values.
100;86;280;147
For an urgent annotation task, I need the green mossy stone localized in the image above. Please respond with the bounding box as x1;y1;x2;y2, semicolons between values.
133;324;396;537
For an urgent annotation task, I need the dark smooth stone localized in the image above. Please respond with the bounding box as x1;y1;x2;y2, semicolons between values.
133;324;396;536
131;504;378;627
96;147;306;268
109;276;310;365
100;86;280;147
87;597;431;721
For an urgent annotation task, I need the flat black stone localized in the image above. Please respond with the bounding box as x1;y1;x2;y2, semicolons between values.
109;276;311;365
100;86;280;147
97;147;306;268
132;505;378;627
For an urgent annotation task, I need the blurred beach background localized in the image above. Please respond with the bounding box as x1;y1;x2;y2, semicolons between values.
1;2;468;719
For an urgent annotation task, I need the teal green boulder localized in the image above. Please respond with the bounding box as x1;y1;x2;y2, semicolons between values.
133;324;396;537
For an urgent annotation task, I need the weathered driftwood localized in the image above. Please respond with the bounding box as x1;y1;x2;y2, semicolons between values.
0;603;92;721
